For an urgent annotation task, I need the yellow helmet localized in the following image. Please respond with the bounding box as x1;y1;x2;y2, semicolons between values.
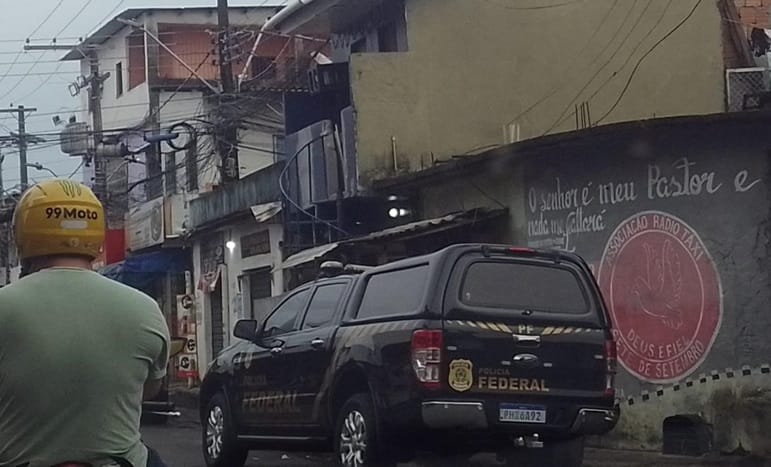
13;179;105;261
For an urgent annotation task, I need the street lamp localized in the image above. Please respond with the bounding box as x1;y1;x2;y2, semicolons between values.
25;163;58;178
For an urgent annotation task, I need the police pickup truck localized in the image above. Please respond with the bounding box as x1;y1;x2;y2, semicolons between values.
200;244;618;467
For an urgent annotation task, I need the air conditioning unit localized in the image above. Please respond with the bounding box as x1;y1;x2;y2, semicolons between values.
60;121;90;156
308;62;349;94
726;67;771;111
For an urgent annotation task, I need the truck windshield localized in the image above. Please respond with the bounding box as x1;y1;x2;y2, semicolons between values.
460;261;589;315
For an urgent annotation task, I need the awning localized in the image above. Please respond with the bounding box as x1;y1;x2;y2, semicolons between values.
279;242;339;270
99;249;189;290
251;201;282;223
343;207;507;244
276;208;507;271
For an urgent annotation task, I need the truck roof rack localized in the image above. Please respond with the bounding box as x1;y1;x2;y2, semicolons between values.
319;261;372;279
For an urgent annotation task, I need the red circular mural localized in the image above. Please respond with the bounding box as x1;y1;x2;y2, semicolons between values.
598;211;722;383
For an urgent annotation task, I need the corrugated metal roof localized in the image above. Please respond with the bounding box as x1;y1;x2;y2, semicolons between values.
251;201;282;223
343;207;507;243
62;4;289;61
280;242;339;270
277;207;506;271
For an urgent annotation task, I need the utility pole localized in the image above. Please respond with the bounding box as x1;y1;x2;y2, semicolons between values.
0;152;9;286
87;53;108;203
217;0;240;183
0;106;37;189
0;151;6;286
217;0;235;93
18;106;28;187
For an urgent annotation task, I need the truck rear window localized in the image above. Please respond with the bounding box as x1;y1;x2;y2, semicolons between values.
460;261;589;314
356;265;429;319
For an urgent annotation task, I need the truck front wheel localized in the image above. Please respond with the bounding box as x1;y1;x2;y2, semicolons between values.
334;393;395;467
202;392;248;467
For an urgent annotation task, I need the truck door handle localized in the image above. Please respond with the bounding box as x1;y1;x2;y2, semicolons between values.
270;346;283;356
513;334;541;346
310;338;325;348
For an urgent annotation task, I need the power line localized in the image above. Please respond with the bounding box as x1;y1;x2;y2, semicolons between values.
27;96;217;119
0;0;92;103
502;0;620;127
27;0;65;39
54;0;95;39
594;0;703;124
552;0;675;130
542;0;654;135
0;52;50;102
0;52;24;88
14;62;67;104
0;50;220;66
0;0;70;99
92;0;127;34
68;159;86;179
479;0;587;10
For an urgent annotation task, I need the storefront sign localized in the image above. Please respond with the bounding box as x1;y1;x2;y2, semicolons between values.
176;293;198;379
126;197;164;251
598;211;722;382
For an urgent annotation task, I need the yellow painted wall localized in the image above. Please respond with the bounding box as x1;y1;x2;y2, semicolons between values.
350;0;725;186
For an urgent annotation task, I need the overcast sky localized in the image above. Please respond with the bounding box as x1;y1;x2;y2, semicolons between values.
0;0;285;191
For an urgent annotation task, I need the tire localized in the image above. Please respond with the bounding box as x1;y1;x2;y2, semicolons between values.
202;392;249;467
505;436;585;467
334;393;395;467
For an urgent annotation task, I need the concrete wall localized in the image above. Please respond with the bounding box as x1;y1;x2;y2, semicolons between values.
83;6;284;194
192;220;284;374
408;114;771;455
93;23;150;130
239;128;280;177
350;0;726;185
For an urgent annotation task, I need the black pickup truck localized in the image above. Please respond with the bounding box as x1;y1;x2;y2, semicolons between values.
200;244;619;467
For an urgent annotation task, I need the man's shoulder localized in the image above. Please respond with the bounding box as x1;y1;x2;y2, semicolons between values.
1;269;158;308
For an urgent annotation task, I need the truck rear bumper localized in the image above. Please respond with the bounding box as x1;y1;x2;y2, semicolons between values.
568;408;618;435
421;401;617;435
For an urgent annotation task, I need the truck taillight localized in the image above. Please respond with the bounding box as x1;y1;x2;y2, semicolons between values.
604;339;617;397
411;330;443;390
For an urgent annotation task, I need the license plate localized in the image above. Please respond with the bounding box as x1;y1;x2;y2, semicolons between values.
499;403;546;423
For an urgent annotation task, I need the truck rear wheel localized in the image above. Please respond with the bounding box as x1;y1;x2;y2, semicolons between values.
334;393;395;467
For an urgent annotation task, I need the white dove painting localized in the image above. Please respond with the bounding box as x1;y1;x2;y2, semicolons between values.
631;240;684;330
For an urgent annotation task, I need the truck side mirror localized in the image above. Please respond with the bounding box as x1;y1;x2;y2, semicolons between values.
234;319;260;341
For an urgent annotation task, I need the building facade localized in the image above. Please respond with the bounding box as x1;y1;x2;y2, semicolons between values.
267;0;732;187
62;5;291;381
376;111;771;456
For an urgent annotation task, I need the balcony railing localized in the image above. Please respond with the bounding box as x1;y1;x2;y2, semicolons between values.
726;67;771;111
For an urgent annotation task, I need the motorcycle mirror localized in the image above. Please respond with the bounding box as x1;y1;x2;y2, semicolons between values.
170;337;187;358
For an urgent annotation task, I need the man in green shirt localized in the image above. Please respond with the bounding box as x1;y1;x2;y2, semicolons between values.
0;180;170;467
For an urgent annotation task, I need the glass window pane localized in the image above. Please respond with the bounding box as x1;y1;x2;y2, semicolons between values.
263;289;309;337
357;266;428;320
461;262;588;314
303;283;347;329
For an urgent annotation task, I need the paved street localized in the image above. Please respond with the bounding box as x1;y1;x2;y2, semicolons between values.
140;410;771;467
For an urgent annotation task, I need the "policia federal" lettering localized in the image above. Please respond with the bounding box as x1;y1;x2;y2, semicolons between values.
478;374;550;393
242;391;300;413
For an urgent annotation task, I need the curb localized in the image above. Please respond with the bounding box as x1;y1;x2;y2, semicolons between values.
625;364;771;406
